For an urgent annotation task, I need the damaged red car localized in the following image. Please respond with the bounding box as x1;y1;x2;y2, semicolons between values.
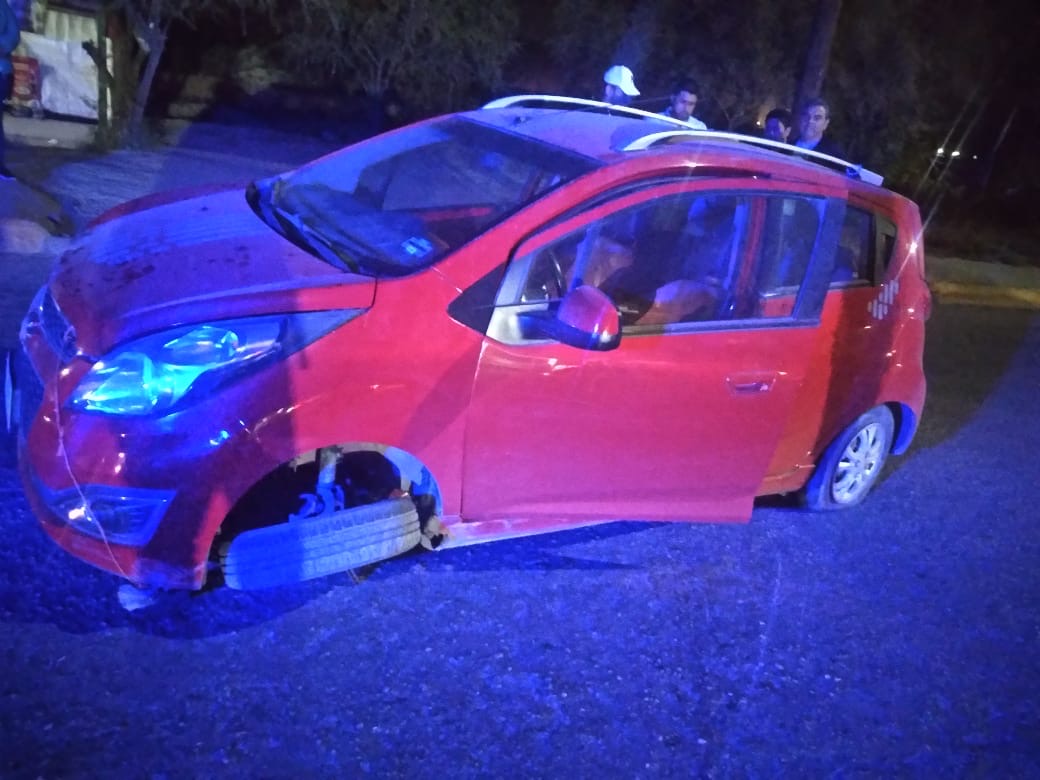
9;97;930;593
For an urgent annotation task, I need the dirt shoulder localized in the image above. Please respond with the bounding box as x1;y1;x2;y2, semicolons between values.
1;123;340;349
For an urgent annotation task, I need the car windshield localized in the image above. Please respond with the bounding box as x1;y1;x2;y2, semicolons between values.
247;117;600;277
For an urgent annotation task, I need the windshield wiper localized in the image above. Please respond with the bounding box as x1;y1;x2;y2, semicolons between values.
273;208;363;273
247;178;377;274
247;177;441;278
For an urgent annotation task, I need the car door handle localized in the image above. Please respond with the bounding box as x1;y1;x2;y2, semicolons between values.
727;374;776;394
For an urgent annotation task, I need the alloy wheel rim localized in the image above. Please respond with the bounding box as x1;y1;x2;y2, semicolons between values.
831;422;885;504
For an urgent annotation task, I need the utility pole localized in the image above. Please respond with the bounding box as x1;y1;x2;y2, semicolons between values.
795;0;842;112
979;104;1018;193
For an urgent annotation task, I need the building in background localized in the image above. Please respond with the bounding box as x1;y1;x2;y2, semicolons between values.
9;0;110;120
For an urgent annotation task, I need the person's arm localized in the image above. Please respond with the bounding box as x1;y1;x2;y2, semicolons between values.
0;1;21;56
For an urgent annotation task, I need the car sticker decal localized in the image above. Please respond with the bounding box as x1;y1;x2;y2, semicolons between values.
869;279;900;320
401;237;434;258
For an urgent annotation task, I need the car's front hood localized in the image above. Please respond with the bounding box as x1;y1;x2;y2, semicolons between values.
49;187;376;356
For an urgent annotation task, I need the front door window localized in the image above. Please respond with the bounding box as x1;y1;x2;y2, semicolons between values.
495;188;834;345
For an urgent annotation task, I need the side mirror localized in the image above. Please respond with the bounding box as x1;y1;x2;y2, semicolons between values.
519;285;621;351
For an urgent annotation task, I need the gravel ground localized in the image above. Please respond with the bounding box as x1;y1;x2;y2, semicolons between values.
2;122;1039;778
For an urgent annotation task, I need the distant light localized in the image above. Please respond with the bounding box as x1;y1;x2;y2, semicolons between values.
951;150;961;158
972;154;978;160
936;147;945;155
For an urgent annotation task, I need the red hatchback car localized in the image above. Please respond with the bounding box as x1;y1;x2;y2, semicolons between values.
11;97;929;592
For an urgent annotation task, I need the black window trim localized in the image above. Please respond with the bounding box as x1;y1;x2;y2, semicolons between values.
876;214;899;278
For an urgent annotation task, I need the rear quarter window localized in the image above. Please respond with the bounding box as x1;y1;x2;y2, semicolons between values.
831;206;900;286
877;215;898;274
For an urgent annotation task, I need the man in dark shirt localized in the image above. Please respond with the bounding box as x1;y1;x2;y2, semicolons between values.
794;97;844;158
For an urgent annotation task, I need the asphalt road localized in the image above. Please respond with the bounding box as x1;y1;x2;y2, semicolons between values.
1;301;1037;778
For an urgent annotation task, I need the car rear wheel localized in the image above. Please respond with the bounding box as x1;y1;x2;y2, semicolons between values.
802;406;894;510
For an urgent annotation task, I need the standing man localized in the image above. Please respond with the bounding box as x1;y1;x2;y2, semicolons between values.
0;0;19;181
602;65;639;106
660;78;707;130
763;108;793;143
794;97;843;158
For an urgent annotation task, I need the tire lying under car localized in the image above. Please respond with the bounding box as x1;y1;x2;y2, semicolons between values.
220;496;421;590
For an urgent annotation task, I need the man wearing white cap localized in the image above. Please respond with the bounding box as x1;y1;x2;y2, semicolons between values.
602;65;639;106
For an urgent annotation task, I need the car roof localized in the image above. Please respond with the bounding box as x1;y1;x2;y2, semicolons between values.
470;96;893;195
467;103;670;160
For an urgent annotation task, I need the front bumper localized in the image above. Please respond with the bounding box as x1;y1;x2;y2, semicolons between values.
18;452;206;589
13;291;250;590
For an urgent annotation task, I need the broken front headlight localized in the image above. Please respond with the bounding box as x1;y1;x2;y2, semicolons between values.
68;310;360;416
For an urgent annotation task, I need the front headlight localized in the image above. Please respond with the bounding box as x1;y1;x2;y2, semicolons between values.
68;310;360;416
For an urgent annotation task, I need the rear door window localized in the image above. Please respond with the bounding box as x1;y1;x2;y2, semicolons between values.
745;194;846;319
755;196;828;291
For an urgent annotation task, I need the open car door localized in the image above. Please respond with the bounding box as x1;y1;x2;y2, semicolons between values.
460;179;846;531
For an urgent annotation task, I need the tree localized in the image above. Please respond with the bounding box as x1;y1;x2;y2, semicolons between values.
688;0;809;130
277;0;518;119
828;0;1014;191
794;0;842;114
85;0;267;147
827;0;921;173
547;0;630;99
634;0;810;130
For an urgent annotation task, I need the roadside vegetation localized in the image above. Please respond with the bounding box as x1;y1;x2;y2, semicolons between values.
83;0;1037;250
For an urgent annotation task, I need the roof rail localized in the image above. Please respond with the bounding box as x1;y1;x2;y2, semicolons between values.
482;94;695;130
481;94;884;187
623;130;883;186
